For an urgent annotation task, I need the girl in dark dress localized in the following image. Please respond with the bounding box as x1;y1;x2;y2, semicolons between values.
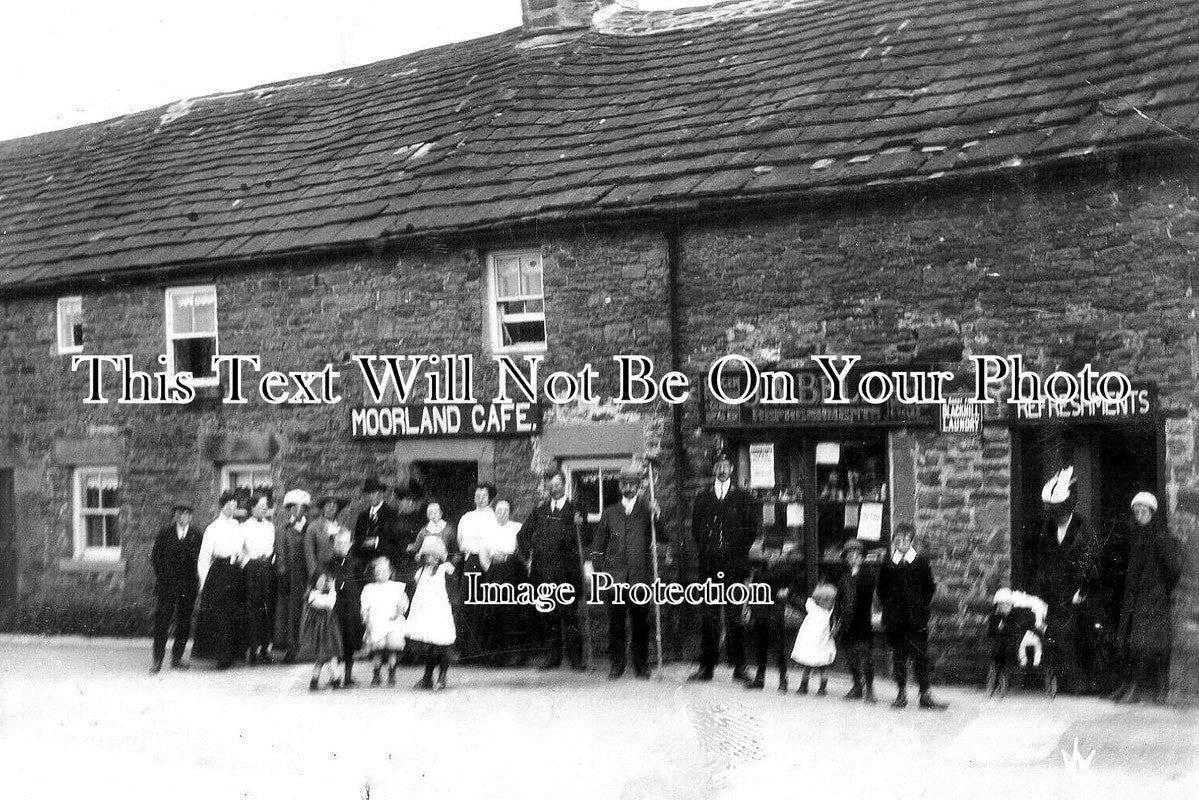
193;492;247;669
241;492;277;664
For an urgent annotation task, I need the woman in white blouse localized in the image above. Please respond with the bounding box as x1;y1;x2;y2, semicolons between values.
241;492;276;665
192;491;247;669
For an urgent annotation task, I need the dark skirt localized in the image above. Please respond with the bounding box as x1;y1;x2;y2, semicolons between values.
193;559;247;665
297;605;344;662
243;558;276;650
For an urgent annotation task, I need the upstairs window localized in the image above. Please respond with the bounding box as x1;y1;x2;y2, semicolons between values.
165;286;218;384
488;251;547;352
57;296;84;354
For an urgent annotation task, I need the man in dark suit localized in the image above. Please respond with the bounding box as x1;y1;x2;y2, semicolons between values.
585;465;664;679
150;500;203;673
352;477;403;571
688;450;758;682
519;470;587;671
877;523;947;709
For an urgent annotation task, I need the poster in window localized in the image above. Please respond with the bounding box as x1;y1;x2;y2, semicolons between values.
748;443;775;488
857;501;884;542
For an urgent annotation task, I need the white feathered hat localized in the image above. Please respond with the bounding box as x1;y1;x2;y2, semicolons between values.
1041;467;1075;505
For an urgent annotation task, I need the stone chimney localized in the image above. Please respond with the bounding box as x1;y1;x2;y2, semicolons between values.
521;0;638;35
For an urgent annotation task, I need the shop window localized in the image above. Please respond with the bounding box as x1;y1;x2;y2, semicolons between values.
814;439;888;569
732;434;888;587
73;467;121;560
563;458;628;524
220;463;274;508
487;251;547;352
57;296;84;354
165;285;218;384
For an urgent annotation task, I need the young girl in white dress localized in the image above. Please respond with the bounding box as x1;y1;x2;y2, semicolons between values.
407;536;457;691
791;582;838;695
359;556;408;687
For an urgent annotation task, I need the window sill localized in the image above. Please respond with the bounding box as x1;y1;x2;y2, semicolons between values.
58;558;125;574
57;345;84;356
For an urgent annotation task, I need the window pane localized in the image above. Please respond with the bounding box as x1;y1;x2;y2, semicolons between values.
106;516;121;548
520;257;543;296
572;471;601;519
175;337;216;377
170;291;196;334
598;472;622;512
71;322;85;347
85;483;101;510
496;257;522;298
86;516;105;548
100;484;120;510
191;290;217;334
501;319;546;347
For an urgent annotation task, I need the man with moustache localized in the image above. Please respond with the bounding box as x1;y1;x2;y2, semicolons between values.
519;470;587;671
688;450;758;683
585;465;664;679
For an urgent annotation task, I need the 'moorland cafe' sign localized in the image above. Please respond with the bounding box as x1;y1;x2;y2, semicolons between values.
350;354;542;440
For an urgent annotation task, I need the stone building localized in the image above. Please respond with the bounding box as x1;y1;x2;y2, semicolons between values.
2;0;1198;695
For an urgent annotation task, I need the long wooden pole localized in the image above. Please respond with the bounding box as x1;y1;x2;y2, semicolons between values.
646;460;665;675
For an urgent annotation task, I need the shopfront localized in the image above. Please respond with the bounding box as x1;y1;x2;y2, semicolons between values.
700;364;938;589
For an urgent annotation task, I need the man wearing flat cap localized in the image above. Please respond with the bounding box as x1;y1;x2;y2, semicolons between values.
586;465;665;679
688;449;758;682
275;488;312;662
353;477;402;570
1030;466;1099;695
150;500;203;673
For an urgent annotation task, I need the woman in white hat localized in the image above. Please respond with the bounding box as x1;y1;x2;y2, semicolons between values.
1031;466;1099;696
1111;492;1181;704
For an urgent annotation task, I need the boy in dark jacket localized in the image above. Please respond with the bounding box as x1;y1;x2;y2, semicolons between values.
835;538;878;703
877;523;947;710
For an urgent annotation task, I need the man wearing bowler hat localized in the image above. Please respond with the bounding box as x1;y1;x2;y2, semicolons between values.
150;500;203;673
586;465;664;679
353;477;402;569
688;449;758;682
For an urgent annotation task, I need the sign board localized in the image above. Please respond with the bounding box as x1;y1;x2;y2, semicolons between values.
350;402;542;439
700;364;940;429
939;396;983;435
1008;383;1157;425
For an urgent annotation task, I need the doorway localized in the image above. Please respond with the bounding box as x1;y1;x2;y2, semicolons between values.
410;460;479;527
1010;420;1161;692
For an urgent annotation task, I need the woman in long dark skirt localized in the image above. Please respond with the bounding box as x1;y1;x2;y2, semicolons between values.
193;491;247;669
1112;492;1181;704
241;492;277;664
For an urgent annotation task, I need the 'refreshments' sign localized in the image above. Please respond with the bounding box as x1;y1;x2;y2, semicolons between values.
351;402;542;439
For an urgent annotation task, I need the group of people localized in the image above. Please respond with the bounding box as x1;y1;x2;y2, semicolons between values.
986;467;1181;704
150;452;1181;703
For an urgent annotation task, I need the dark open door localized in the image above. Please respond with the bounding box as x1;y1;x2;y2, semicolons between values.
0;468;16;612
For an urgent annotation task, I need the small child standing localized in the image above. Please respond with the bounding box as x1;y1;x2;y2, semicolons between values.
791;582;838;695
986;588;1046;696
407;537;458;691
297;571;344;691
360;556;409;686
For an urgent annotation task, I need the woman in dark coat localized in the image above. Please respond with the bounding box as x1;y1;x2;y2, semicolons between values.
1113;492;1181;704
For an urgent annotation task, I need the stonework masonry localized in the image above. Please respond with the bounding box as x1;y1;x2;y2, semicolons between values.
2;157;1198;696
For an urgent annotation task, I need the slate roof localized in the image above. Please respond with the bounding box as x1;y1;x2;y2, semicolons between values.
2;0;1198;288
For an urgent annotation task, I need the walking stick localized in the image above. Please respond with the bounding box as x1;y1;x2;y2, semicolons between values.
573;516;594;671
646;459;665;677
